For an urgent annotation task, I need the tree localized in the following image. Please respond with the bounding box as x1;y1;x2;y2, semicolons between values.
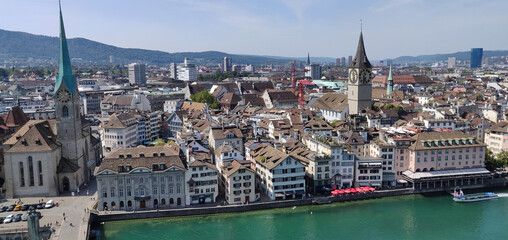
153;138;166;146
485;149;508;171
191;90;220;109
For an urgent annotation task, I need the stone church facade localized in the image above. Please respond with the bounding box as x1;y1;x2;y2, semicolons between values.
2;6;101;198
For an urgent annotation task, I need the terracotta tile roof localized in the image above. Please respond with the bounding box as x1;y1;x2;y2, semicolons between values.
188;160;218;170
4;106;28;128
181;101;207;113
223;160;255;177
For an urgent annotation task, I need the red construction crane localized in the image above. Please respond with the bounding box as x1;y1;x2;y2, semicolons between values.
298;80;304;109
291;63;296;94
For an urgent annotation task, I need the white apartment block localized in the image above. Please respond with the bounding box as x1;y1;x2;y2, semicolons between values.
185;160;219;205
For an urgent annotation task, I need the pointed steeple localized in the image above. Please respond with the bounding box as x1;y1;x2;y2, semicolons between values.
349;32;372;69
387;65;393;95
54;1;77;96
307;53;311;65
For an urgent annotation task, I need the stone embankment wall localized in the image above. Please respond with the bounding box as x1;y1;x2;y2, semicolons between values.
0;227;52;240
94;180;508;223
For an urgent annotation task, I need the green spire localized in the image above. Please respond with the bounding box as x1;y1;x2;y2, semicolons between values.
387;65;393;95
54;1;76;96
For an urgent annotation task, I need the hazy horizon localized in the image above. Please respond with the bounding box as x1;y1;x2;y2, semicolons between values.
1;0;507;60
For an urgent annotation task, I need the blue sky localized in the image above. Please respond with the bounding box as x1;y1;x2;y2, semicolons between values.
1;0;507;60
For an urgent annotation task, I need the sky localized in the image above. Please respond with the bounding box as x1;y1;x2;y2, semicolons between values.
1;0;507;60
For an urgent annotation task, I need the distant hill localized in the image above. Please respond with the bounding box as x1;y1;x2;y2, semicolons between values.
391;50;508;64
0;29;291;65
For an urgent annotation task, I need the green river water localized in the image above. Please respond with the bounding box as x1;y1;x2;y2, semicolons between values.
99;190;508;240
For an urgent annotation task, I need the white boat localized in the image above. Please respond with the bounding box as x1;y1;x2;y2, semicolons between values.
453;188;498;202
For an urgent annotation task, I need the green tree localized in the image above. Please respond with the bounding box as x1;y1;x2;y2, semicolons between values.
485;150;508;171
191;90;220;109
153;138;166;146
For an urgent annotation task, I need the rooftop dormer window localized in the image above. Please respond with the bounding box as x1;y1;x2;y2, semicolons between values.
153;153;158;157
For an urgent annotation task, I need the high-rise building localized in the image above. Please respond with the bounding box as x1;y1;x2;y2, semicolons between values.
223;57;232;72
341;57;346;66
305;53;322;79
348;32;373;115
128;63;147;85
348;56;353;66
447;57;456;69
470;48;483;68
109;55;114;64
177;58;197;81
336;58;341;66
169;63;177;79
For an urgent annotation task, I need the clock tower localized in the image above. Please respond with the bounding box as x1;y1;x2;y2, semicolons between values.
54;2;88;184
348;32;373;115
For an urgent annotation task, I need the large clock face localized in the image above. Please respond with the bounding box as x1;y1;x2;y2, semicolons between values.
359;69;372;84
349;70;358;84
56;89;72;103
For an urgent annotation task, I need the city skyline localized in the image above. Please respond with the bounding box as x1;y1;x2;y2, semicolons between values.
1;0;507;60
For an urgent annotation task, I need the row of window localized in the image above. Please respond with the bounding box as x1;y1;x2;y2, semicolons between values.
19;158;43;187
273;183;304;190
101;175;184;186
102;185;183;198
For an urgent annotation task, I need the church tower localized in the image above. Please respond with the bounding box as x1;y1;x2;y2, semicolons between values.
55;2;88;186
387;65;393;95
348;32;373;115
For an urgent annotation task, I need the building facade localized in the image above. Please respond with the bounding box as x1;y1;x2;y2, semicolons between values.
128;63;147;85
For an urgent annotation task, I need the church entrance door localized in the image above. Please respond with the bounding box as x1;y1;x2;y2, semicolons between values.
140;200;146;209
63;177;70;192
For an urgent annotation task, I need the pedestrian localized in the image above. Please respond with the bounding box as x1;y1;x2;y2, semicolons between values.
63;212;65;217
86;190;89;196
64;217;66;221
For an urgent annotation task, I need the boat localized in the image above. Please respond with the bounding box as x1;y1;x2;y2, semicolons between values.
453;188;498;202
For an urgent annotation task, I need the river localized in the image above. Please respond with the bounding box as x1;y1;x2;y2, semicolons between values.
98;189;508;240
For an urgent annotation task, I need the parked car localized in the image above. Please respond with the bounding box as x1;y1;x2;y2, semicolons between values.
44;200;54;209
0;217;4;223
21;205;31;211
7;205;16;212
21;214;28;221
14;214;22;222
0;206;7;212
13;205;21;211
4;215;14;223
36;203;44;209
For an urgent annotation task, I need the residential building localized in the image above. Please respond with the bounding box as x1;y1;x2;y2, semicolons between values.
290;147;332;194
485;121;508;155
250;144;306;200
163;99;182;114
303;136;354;188
222;160;257;204
128;63;147;85
209;125;244;155
355;157;383;188
101;113;138;153
369;140;396;187
96;146;187;210
185;160;219;205
215;144;244;171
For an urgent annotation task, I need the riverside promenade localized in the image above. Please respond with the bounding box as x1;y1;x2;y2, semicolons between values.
93;176;508;224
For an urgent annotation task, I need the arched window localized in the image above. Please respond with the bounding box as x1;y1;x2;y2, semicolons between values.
62;106;69;118
127;201;132;208
28;157;34;186
170;198;174;205
161;199;166;205
111;202;116;209
120;201;124;208
154;199;158;207
177;198;181;205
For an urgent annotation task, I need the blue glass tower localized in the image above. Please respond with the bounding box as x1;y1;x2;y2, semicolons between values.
470;48;483;68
